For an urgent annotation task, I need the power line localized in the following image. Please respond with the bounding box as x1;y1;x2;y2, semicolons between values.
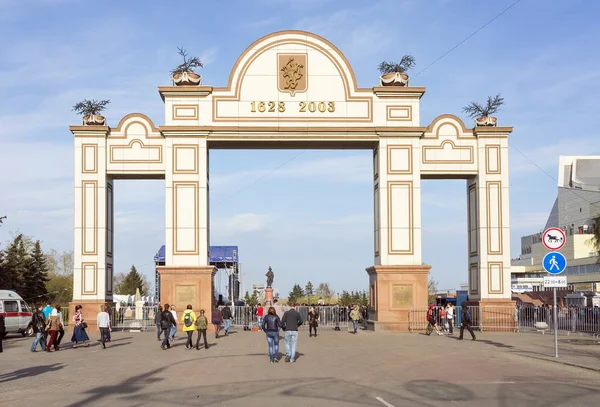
509;141;600;209
414;0;524;77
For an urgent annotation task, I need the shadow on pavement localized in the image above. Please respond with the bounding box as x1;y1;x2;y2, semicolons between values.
0;363;65;384
405;379;475;402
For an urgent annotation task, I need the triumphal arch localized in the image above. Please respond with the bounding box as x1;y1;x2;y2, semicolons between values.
70;31;513;331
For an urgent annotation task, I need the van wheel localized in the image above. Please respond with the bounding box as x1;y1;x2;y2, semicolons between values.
25;325;34;337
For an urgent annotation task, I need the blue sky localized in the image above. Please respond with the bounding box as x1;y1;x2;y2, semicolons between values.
1;0;599;297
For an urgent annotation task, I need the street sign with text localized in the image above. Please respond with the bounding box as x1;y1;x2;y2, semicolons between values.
543;276;567;288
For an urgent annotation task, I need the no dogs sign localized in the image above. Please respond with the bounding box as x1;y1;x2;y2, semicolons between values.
542;227;566;251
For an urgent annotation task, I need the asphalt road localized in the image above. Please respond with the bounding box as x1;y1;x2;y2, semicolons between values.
1;328;598;406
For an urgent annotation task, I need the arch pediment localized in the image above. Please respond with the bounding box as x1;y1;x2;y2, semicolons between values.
211;30;373;123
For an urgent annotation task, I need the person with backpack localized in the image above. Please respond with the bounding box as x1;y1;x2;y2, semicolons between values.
221;304;233;336
160;304;177;350
426;304;442;336
181;304;197;350
459;305;476;341
194;309;209;350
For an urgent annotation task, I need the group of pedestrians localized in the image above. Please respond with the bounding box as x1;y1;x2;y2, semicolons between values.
426;303;476;340
27;303;112;352
155;304;211;351
262;303;304;363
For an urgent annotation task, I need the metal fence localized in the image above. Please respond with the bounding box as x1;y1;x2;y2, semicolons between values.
408;306;600;334
92;305;359;331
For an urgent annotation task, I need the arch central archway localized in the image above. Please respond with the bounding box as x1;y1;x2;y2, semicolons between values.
70;30;513;331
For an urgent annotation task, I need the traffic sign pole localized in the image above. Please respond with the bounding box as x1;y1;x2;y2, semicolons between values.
542;227;568;359
553;287;558;358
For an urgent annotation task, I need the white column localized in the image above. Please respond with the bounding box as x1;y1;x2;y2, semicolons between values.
469;130;512;300
375;137;422;266
164;135;210;266
72;127;113;302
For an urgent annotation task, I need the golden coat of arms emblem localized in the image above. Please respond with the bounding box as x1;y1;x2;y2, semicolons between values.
278;54;307;96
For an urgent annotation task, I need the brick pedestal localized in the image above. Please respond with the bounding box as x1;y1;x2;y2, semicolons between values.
463;299;517;332
157;265;216;323
366;265;430;332
68;300;115;330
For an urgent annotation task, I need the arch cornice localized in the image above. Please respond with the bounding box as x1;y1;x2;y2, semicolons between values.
213;30;369;96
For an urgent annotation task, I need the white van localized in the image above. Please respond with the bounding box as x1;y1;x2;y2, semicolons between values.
0;290;34;337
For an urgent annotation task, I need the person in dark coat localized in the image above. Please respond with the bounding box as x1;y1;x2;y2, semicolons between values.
459;306;476;341
160;304;177;350
0;314;5;353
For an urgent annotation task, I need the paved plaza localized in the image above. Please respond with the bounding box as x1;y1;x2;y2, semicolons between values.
1;328;599;406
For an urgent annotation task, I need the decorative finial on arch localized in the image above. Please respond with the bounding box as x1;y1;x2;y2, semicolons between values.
462;93;505;127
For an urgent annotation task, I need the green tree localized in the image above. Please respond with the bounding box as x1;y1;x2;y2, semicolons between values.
0;234;28;294
315;282;333;300
248;290;259;307
114;265;147;295
287;284;304;304
351;291;361;304
428;277;438;305
592;215;600;261
243;291;251;305
45;249;73;305
339;290;352;306
305;281;314;303
21;241;49;302
359;291;369;307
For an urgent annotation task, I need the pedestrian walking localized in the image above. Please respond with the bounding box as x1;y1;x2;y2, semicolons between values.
96;305;111;349
308;306;319;337
350;305;361;334
212;305;224;338
446;304;454;335
55;305;65;347
169;305;178;341
45;309;61;352
256;303;264;331
104;304;112;342
426;304;443;336
71;305;90;347
155;305;163;341
181;304;197;350
221;304;233;336
160;304;177;350
262;306;282;363
195;309;209;350
30;304;47;352
0;314;5;353
439;306;447;333
459;306;476;341
281;303;303;363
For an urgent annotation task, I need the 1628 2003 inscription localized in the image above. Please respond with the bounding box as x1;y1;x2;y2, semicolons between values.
250;101;335;113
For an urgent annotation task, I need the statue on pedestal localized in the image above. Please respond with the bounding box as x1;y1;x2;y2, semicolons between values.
266;266;274;288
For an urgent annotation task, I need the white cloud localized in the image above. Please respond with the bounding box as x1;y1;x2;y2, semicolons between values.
210;155;371;193
211;213;271;238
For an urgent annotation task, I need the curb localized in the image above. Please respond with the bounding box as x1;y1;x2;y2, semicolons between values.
518;353;600;373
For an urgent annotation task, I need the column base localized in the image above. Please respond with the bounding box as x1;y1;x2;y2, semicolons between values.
68;300;114;330
157;265;216;321
464;299;516;332
366;264;431;332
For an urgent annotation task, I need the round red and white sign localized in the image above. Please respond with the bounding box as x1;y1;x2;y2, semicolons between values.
542;227;566;251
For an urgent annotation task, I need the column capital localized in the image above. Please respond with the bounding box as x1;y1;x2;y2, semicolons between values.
70;125;110;137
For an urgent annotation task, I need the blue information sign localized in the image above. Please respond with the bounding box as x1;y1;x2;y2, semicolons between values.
542;251;567;275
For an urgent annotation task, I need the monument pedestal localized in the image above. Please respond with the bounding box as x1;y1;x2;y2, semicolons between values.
68;300;114;330
463;299;517;332
157;265;216;323
264;287;274;306
366;265;430;332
